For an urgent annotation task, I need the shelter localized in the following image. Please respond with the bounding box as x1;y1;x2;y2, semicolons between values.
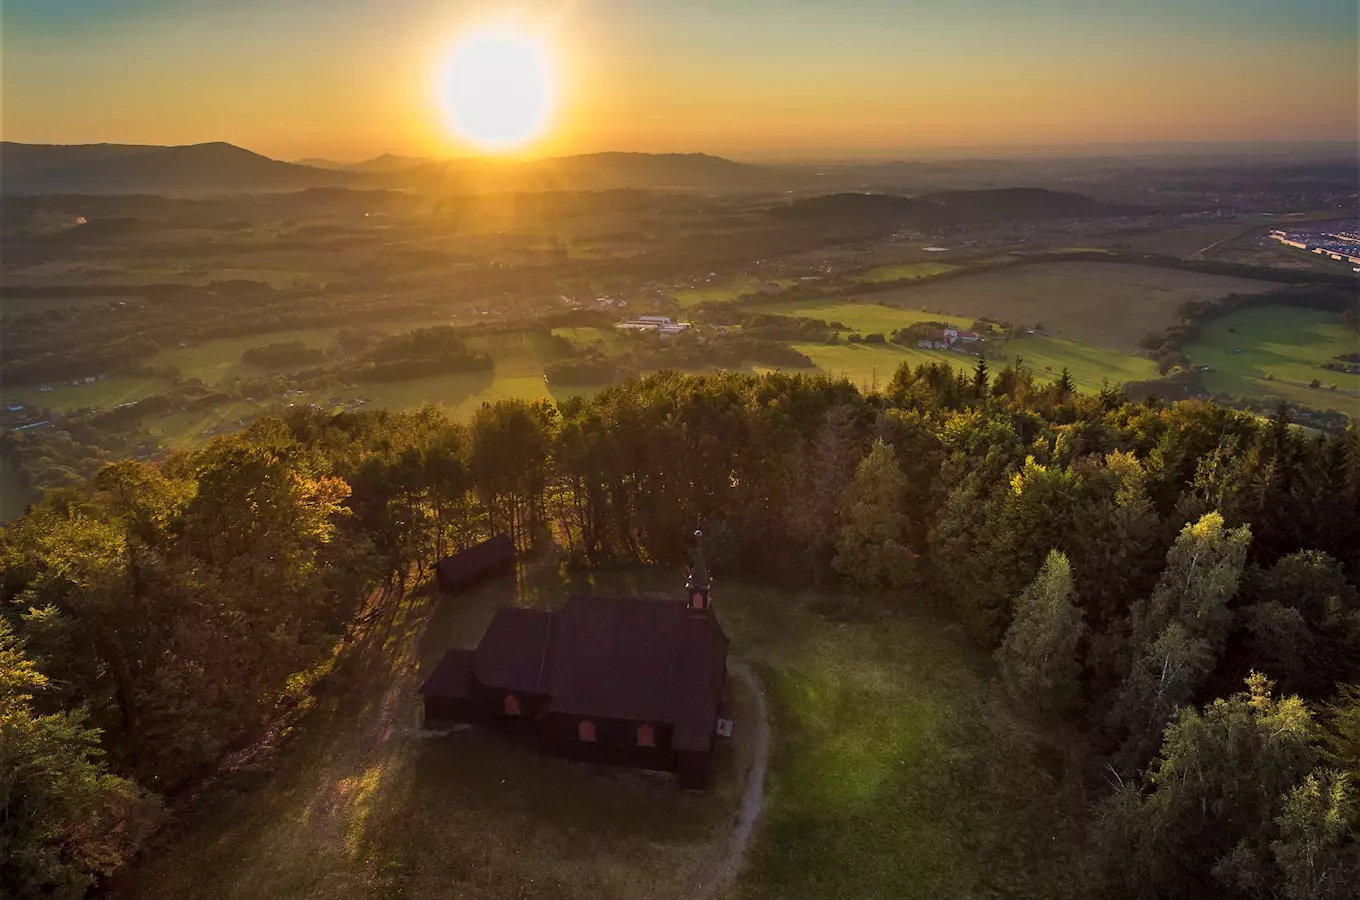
420;531;728;789
435;533;515;595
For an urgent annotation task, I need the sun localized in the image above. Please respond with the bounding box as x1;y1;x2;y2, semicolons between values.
441;26;555;152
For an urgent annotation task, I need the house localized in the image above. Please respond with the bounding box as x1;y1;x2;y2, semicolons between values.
435;533;516;595
917;339;933;349
420;533;729;790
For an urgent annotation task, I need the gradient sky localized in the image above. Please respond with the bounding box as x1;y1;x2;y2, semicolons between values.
3;0;1357;160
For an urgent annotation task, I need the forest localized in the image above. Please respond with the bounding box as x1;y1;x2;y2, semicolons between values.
3;358;1359;899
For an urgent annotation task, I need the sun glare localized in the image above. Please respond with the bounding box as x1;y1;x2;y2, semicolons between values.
441;26;554;152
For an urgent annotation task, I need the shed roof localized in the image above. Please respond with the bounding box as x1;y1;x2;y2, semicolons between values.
419;648;476;699
437;533;514;587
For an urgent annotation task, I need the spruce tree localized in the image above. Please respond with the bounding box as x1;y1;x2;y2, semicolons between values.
832;439;914;591
996;549;1086;715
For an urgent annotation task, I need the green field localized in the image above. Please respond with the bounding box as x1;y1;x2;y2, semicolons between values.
147;317;452;384
861;261;1278;354
117;567;1082;900
1185;306;1360;416
4;375;173;412
857;262;959;284
1;295;137;317
674;276;798;308
760;294;1157;392
763;297;962;335
793;335;1155;395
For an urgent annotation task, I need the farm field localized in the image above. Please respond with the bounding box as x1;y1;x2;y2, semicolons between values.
857;262;959;283
673;276;798;308
5;375;173;412
147;317;454;383
116;566;1083;900
762;297;961;335
794;334;1156;395
1;294;141;317
860;261;1279;353
1185;306;1360;416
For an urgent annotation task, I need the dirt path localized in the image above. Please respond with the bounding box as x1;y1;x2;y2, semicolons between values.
696;659;771;899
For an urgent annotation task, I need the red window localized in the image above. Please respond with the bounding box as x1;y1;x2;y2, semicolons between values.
692;592;705;609
503;694;521;716
637;724;656;748
578;719;597;742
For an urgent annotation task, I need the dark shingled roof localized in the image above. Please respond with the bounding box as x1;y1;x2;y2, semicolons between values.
544;596;727;748
474;607;555;695
419;648;476;699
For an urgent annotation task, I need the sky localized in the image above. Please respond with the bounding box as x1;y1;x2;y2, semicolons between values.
3;0;1357;161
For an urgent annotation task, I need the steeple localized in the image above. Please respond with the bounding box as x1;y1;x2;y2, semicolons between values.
685;529;711;611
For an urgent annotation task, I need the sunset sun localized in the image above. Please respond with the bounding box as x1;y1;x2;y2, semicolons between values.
441;26;555;152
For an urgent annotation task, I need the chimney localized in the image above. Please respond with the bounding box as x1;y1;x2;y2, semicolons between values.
685;529;711;611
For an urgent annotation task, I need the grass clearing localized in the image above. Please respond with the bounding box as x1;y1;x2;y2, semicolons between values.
723;586;1086;900
864;261;1278;353
116;565;1084;900
857;262;959;284
1185;306;1360;415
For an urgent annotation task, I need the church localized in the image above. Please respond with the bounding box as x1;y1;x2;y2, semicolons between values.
420;533;730;790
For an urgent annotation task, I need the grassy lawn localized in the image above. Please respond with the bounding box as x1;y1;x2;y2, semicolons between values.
722;586;1086;900
1185;306;1360;415
116;565;1084;900
864;261;1278;354
857;262;959;284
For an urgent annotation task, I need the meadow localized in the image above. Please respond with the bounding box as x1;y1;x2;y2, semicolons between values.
674;276;799;308
859;261;1278;353
1185;306;1360;416
856;262;958;283
116;565;1083;900
5;375;173;412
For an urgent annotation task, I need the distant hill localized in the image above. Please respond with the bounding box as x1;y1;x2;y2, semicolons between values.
295;153;435;174
1;142;366;195
916;187;1109;221
400;151;771;193
771;188;1118;232
1;142;774;195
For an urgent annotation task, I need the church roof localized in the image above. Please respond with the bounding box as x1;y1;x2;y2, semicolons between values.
451;594;727;748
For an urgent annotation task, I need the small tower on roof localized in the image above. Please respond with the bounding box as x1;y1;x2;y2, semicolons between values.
685;529;711;612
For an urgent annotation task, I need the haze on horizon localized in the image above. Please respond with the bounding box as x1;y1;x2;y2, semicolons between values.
3;0;1357;162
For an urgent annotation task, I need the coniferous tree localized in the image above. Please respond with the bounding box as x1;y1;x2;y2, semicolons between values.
832;439;914;592
997;549;1086;715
